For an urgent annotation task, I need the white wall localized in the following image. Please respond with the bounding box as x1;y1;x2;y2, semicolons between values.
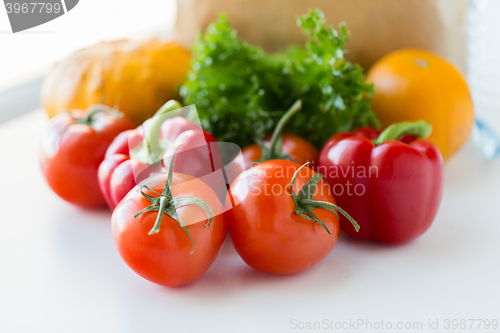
0;0;177;91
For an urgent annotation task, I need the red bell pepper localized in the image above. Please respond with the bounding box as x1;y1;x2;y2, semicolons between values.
318;120;443;243
98;100;218;210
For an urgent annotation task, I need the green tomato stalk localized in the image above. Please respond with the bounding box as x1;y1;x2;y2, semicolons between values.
257;99;302;163
291;162;360;234
134;144;214;254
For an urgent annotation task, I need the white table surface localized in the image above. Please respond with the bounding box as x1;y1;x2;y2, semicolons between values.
1;109;499;333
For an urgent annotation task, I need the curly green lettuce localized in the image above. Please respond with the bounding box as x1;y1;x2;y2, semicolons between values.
180;9;380;148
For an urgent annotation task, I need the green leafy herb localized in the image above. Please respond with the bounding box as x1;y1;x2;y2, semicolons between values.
181;9;380;148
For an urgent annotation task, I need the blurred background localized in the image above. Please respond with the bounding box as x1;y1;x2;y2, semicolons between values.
0;0;176;122
0;0;499;138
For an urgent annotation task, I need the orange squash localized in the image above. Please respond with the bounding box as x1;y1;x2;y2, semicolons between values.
41;40;191;125
367;48;474;161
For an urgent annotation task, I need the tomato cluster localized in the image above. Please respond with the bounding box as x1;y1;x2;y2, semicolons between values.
40;99;443;287
110;144;357;285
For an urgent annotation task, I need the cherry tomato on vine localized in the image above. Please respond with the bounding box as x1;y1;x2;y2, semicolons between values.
226;159;359;275
40;105;134;207
111;146;227;287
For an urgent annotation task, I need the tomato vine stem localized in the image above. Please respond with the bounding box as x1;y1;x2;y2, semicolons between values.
77;104;123;125
133;144;214;254
257;99;302;163
290;162;360;234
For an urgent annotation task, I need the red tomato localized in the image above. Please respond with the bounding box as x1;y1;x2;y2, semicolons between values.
226;160;358;275
242;133;319;168
40;106;134;207
112;172;227;287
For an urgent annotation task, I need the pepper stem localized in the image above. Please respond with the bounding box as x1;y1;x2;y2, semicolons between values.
373;120;432;145
133;144;214;254
290;162;360;234
143;100;183;164
257;99;302;162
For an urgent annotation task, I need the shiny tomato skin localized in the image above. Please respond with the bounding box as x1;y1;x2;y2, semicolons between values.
241;133;319;169
112;173;227;287
40;111;134;207
226;160;340;275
